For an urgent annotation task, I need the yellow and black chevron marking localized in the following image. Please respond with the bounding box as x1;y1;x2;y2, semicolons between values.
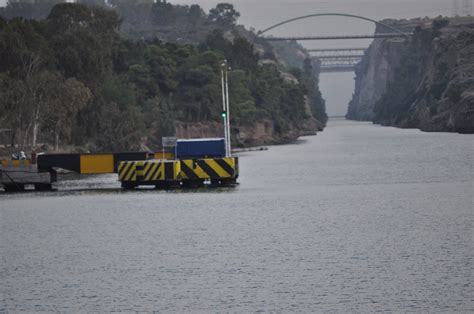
140;160;181;182
118;161;138;182
142;161;164;181
119;160;181;183
180;157;238;180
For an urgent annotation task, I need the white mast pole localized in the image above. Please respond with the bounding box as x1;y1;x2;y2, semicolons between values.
225;65;232;157
221;62;229;157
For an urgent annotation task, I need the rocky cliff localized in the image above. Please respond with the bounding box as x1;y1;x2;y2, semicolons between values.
347;17;474;133
175;39;326;147
176;95;322;147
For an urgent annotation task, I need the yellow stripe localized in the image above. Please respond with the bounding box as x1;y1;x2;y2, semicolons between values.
135;161;146;177
152;163;164;181
154;152;174;160
120;162;131;181
194;160;209;179
181;160;191;179
120;162;133;181
80;154;114;174
1;160;32;167
145;162;160;181
223;157;235;168
205;159;230;178
144;162;153;176
187;160;207;179
118;162;127;180
123;162;136;181
118;162;126;173
124;163;135;181
175;162;181;180
182;160;206;179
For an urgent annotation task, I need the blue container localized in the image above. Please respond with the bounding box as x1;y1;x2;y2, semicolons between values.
176;138;226;159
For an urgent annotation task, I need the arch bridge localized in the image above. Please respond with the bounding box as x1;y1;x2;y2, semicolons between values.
258;13;412;73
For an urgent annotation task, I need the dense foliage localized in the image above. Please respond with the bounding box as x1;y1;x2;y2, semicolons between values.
0;3;322;151
0;0;238;43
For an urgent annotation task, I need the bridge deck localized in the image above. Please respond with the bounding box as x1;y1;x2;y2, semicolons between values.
316;54;364;59
307;48;366;52
264;33;413;41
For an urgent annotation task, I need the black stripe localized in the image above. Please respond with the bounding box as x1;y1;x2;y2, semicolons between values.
143;162;153;178
136;164;144;181
145;163;158;180
149;163;162;181
165;162;174;180
180;161;199;180
215;159;234;177
37;154;81;173
120;162;132;179
120;162;131;180
235;157;239;177
151;163;162;180
155;170;162;181
122;162;135;181
144;163;154;179
118;162;126;172
197;160;220;179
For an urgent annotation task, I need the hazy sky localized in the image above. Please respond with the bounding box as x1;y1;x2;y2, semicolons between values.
171;0;453;116
1;0;457;115
173;0;452;47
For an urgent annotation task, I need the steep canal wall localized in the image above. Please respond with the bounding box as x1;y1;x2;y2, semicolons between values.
347;17;474;133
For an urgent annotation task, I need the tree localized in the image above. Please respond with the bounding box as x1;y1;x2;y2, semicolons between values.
144;45;177;93
76;0;106;7
188;4;203;26
47;3;121;82
0;0;322;152
96;102;144;152
175;50;222;122
228;70;260;125
151;0;175;25
208;3;240;28
109;0;154;6
203;30;230;55
229;37;258;71
45;77;92;150
0;74;28;145
432;17;450;30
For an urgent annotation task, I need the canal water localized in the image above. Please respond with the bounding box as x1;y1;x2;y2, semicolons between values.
1;120;473;312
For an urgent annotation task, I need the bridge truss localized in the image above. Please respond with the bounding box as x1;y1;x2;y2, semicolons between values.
317;57;362;73
307;48;366;57
306;48;365;73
